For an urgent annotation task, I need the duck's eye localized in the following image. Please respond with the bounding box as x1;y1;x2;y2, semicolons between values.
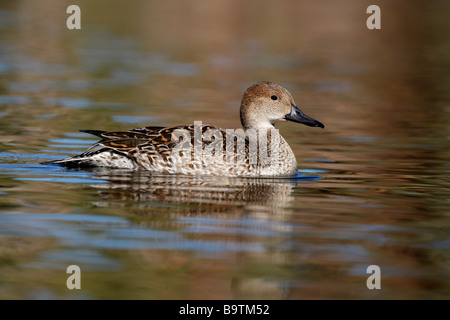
271;95;278;101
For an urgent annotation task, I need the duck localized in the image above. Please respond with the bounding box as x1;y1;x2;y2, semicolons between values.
44;81;324;177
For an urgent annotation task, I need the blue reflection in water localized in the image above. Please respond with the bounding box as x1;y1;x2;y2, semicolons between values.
14;177;109;184
48;138;95;145
43;97;92;109
0;211;267;270
0;158;109;184
287;170;323;182
0;95;31;104
111;115;160;124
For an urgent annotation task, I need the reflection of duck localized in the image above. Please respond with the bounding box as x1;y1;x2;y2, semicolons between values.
84;169;317;214
45;82;324;177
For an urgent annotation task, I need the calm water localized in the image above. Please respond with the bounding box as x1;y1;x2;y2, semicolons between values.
0;0;449;299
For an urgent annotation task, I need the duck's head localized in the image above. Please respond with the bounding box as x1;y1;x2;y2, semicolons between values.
240;81;324;130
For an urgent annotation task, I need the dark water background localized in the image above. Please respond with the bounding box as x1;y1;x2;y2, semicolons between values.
0;0;449;299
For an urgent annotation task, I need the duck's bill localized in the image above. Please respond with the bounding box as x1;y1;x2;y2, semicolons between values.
285;104;324;128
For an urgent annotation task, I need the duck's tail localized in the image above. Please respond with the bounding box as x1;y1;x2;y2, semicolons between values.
41;155;100;168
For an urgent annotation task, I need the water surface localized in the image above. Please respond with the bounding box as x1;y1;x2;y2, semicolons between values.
0;0;449;299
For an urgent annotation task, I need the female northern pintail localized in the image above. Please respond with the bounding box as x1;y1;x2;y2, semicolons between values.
45;81;324;177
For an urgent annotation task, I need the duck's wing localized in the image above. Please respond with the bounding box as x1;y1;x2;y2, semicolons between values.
79;126;167;139
79;125;199;148
45;124;248;168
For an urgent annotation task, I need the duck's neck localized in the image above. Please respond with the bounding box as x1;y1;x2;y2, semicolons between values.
243;122;275;131
243;118;279;131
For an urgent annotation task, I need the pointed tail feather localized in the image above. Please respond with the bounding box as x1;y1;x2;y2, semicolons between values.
41;156;97;168
79;129;107;138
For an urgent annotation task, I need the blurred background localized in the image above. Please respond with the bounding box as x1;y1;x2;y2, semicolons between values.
0;0;448;299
